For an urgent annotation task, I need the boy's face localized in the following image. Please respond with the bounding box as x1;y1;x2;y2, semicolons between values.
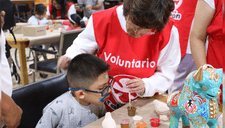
83;72;111;105
35;12;46;20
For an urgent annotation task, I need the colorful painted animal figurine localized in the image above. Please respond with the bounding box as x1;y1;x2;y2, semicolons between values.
167;64;223;128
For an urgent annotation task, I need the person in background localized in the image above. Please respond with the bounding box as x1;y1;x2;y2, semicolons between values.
58;0;181;112
0;10;22;128
47;0;76;20
36;53;111;128
190;0;224;107
168;0;198;93
28;3;48;26
53;13;86;31
75;0;104;18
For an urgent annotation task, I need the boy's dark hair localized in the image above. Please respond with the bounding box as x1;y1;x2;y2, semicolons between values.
34;4;47;15
67;53;110;89
51;0;66;19
123;0;174;32
69;13;85;28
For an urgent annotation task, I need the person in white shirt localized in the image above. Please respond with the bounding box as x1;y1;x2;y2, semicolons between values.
0;10;22;128
58;0;181;112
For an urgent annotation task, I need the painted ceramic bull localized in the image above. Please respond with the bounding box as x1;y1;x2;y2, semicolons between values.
167;64;223;128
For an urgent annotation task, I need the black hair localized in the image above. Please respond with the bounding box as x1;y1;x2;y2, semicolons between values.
67;53;110;89
34;3;47;15
69;13;85;28
123;0;174;32
51;0;67;19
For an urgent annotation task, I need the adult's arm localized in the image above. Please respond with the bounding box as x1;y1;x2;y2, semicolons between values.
141;26;181;97
190;0;215;69
46;5;51;20
65;15;99;59
1;91;22;128
86;1;104;11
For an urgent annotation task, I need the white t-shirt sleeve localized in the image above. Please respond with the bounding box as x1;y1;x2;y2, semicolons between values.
204;0;215;9
47;5;50;16
67;4;77;17
65;15;99;59
141;26;181;97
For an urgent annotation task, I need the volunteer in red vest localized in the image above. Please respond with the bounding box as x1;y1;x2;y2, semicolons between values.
168;0;198;93
47;0;76;19
190;0;224;104
58;0;181;112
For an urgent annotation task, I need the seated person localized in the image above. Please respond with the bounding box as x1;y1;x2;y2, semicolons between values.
28;3;48;25
36;53;112;128
53;13;86;31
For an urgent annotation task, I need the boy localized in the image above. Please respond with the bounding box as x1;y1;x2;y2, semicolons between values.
28;3;48;25
36;53;112;128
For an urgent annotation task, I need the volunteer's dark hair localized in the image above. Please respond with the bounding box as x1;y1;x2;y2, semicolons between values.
51;0;67;19
66;53;110;89
123;0;174;32
69;14;86;28
34;3;47;15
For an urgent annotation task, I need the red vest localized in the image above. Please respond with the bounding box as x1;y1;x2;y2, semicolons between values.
206;0;224;70
48;2;73;19
171;0;198;58
93;6;174;111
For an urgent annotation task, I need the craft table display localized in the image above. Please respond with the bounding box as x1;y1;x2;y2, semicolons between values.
84;95;183;128
6;27;62;85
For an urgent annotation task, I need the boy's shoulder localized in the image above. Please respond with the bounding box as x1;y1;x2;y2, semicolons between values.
43;91;74;113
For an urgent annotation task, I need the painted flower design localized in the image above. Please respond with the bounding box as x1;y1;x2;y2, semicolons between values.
184;100;197;114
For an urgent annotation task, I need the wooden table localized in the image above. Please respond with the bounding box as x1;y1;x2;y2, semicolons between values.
84;95;223;128
6;29;61;85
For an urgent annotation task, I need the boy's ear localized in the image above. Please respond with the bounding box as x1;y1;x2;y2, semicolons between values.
75;90;85;99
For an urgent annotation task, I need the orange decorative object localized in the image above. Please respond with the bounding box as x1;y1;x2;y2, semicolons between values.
136;122;147;128
50;29;53;32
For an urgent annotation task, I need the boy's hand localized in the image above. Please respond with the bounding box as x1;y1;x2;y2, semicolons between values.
126;78;145;95
1;11;5;28
85;5;92;11
57;56;71;70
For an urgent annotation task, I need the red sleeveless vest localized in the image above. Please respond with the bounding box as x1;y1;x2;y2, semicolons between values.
92;6;174;111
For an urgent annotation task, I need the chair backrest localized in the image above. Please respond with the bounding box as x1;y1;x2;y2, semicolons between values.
58;28;85;56
12;74;69;128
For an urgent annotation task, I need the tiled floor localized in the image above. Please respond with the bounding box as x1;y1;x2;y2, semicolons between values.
10;48;57;89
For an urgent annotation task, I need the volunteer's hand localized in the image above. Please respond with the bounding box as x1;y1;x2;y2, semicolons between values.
57;56;71;70
126;78;145;95
85;5;92;11
1;11;5;28
2;100;22;128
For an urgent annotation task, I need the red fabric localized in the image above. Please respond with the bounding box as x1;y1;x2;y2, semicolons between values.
206;0;224;70
92;6;174;112
171;0;198;58
66;26;81;31
62;20;71;26
206;0;224;105
48;2;74;19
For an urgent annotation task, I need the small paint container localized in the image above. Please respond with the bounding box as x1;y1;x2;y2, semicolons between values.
136;122;147;128
150;118;160;127
119;118;130;128
132;115;143;125
127;105;136;116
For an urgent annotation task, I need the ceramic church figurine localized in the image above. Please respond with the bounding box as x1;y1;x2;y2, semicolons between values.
102;112;116;128
167;64;223;128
